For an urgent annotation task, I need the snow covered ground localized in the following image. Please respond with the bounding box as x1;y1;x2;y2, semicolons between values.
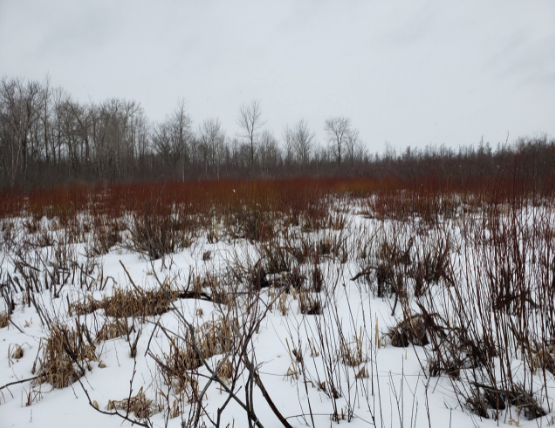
1;196;554;428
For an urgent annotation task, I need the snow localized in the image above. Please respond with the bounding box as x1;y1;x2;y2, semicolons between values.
1;198;553;427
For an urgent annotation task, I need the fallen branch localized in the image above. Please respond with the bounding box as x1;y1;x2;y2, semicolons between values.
0;375;40;392
350;266;378;282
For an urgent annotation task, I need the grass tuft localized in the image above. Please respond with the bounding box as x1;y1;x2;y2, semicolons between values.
106;386;159;420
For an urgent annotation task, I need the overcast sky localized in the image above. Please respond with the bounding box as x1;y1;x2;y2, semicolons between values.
1;0;554;153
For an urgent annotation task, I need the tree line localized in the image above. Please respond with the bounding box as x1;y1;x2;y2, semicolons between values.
1;76;554;191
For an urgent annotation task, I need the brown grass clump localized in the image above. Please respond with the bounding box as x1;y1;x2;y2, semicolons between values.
387;314;429;347
157;317;232;373
341;343;363;367
196;317;233;359
155;337;201;396
212;289;233;307
69;295;98;316
531;344;555;374
466;383;547;421
9;344;24;359
0;311;9;328
152;317;233;401
8;344;24;366
106;386;160;420
298;290;323;315
217;358;233;384
34;324;97;389
71;286;177;318
96;319;135;341
355;367;369;379
340;332;365;367
278;291;288;315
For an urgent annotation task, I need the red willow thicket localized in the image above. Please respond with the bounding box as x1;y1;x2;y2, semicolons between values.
0;177;373;220
1;159;553;224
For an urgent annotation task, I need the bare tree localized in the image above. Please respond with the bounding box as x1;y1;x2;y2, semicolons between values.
237;100;264;174
282;125;295;167
292;119;313;165
151;123;178;176
0;77;43;187
197;118;226;178
170;99;193;179
91;99;143;180
54;93;83;176
324;117;351;165
151;100;192;180
344;127;365;165
259;130;281;174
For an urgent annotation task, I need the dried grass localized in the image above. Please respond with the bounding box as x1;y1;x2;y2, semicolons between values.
196;317;233;359
530;344;555;374
298;290;322;315
70;286;177;318
278;291;288;316
34;324;97;389
8;343;24;366
9;344;24;360
355;366;369;379
96;319;135;341
340;332;364;367
217;358;233;384
154;317;233;393
106;386;160;420
0;311;9;328
387;314;429;348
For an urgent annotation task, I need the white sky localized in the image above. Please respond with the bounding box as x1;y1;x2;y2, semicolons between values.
1;0;554;153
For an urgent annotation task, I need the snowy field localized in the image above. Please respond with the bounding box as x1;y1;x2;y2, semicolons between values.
1;190;555;428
